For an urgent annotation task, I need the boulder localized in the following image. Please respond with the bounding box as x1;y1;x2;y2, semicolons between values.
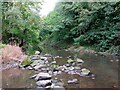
53;71;58;76
31;60;45;67
80;68;90;76
41;67;49;71
51;61;56;64
67;59;75;63
20;58;32;67
33;65;46;70
30;74;37;79
40;57;48;61
68;66;74;71
44;54;52;57
48;71;53;75
56;82;64;87
52;80;57;83
26;66;33;70
76;58;84;63
36;80;52;87
74;66;81;70
57;71;62;74
35;51;40;55
31;55;40;60
68;71;76;75
65;63;70;67
35;72;52;81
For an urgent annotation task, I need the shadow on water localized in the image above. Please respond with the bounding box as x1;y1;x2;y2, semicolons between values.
2;47;119;88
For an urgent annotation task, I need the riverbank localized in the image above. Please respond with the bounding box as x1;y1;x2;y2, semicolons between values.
1;45;119;71
66;46;120;58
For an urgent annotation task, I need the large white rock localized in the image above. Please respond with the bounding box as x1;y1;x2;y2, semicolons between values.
74;66;81;70
40;57;48;61
33;65;46;70
80;68;90;76
76;58;84;63
51;61;56;64
35;72;52;81
36;80;51;87
35;51;40;55
68;79;78;84
31;55;40;60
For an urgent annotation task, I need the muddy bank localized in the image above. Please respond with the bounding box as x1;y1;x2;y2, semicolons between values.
0;61;19;71
67;46;120;58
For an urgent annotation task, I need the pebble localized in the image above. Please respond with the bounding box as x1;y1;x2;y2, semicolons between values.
68;79;78;84
110;60;114;62
36;80;52;87
116;59;119;62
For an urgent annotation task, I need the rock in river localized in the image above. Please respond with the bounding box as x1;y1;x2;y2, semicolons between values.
36;80;52;87
80;68;90;76
67;79;78;84
31;55;40;60
33;65;46;70
35;72;52;81
40;57;48;61
76;58;84;63
35;51;40;55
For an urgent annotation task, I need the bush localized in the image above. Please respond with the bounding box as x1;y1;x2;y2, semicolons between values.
106;46;120;54
74;35;87;45
1;45;23;63
0;43;6;49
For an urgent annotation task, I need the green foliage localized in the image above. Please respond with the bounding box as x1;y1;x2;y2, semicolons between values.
21;57;32;67
0;43;6;49
2;2;43;54
52;64;59;69
40;1;120;53
67;59;75;63
2;1;120;54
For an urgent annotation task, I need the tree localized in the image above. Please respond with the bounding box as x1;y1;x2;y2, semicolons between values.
2;2;43;54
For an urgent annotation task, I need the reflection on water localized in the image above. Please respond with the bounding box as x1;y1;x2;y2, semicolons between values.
2;68;36;88
2;47;119;88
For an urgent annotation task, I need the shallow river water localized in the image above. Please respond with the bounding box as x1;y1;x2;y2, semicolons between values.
2;47;119;89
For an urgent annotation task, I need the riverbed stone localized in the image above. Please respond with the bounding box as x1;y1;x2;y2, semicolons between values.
68;71;76;75
72;62;76;66
48;71;53;75
35;51;40;55
26;66;33;70
51;61;57;64
56;82;64;87
57;71;62;74
30;74;37;79
64;69;69;73
68;66;74;71
53;71;58;76
67;79;78;84
31;55;40;60
31;60;45;66
44;54;52;57
36;80;52;87
35;72;52;81
52;80;57;83
56;66;63;71
40;57;48;61
33;65;46;70
65;63;70;67
80;68;90;76
41;67;49;71
74;66;81;70
76;58;84;63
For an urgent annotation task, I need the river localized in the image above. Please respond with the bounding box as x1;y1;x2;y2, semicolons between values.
2;47;119;89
